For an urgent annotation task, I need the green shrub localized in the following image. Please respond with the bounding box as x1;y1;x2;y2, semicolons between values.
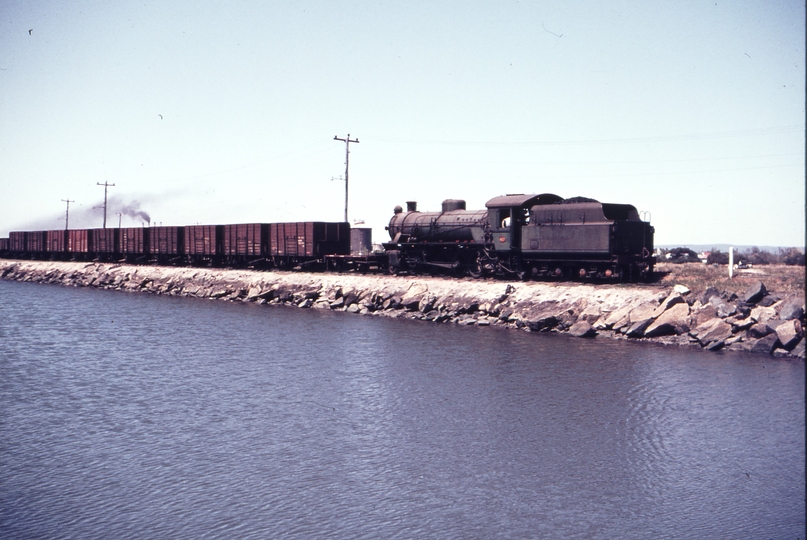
706;249;729;265
667;247;700;263
779;247;806;266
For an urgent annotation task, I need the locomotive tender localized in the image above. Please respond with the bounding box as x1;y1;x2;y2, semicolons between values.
385;193;654;281
0;192;655;281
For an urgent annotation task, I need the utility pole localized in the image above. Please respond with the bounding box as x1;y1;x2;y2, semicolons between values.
116;212;123;228
61;198;74;229
333;134;359;223
96;181;115;228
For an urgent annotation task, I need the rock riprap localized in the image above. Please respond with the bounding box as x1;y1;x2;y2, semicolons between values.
1;261;803;358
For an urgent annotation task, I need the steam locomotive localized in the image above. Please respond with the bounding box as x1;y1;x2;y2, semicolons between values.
385;193;655;281
0;192;655;281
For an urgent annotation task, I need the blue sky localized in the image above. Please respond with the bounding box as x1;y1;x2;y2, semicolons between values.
1;1;804;247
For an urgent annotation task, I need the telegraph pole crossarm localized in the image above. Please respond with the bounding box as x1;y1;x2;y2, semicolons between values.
61;198;75;230
333;134;359;223
96;181;116;228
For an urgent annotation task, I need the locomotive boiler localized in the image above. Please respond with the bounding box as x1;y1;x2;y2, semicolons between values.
387;200;488;243
384;193;655;281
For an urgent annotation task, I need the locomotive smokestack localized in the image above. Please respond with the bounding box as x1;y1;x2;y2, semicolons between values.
406;201;417;212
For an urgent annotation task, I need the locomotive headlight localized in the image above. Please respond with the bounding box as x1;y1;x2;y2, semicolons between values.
499;236;506;243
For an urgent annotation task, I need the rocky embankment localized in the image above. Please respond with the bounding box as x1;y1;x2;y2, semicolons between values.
1;260;804;359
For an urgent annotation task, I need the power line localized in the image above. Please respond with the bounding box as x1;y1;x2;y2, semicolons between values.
376;151;804;168
149;141;333;184
365;124;804;147
481;162;803;181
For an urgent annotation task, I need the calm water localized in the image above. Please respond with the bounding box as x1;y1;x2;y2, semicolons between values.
0;279;804;539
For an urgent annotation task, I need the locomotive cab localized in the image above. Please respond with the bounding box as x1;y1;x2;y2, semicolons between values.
485;193;563;255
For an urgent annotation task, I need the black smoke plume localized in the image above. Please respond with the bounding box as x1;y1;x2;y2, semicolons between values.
112;198;151;224
9;196;152;231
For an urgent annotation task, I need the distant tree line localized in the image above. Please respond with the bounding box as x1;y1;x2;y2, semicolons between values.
659;247;805;266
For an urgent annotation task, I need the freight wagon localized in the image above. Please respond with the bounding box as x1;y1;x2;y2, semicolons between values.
119;227;150;261
68;230;89;255
223;224;269;264
270;222;350;268
185;225;222;265
150;226;185;263
89;228;119;259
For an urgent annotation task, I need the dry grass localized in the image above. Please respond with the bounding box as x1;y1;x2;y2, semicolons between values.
655;262;805;298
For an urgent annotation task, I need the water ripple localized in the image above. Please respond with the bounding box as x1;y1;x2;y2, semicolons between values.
1;280;804;539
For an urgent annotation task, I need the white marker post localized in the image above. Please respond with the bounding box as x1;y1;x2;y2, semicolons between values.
728;246;734;279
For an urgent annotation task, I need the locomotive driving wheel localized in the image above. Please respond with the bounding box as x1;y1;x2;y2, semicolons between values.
465;252;485;278
467;257;482;278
